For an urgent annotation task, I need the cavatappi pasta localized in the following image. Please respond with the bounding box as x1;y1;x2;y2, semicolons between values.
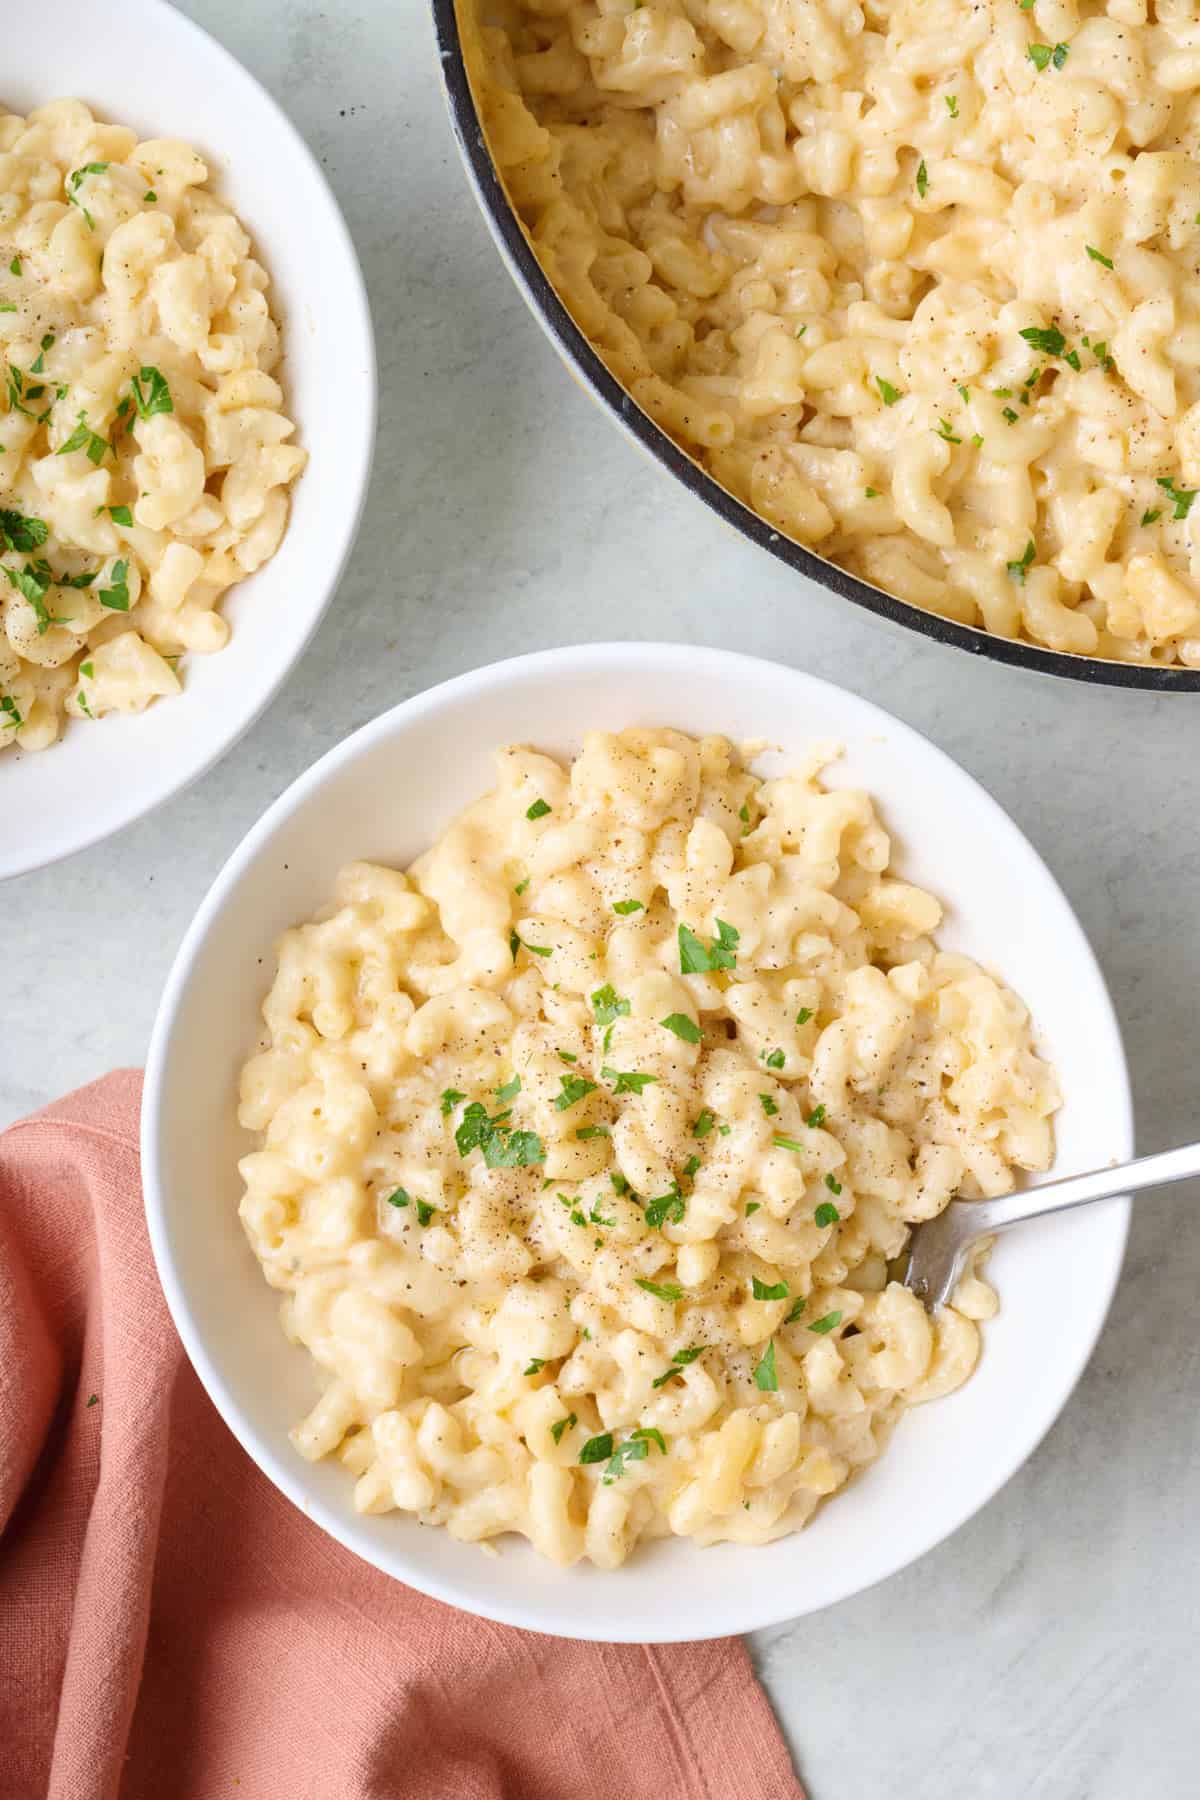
464;0;1200;666
236;729;1060;1567
0;100;305;750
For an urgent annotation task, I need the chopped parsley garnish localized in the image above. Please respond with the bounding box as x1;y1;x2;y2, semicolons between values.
495;1075;521;1104
636;1277;683;1301
660;1012;701;1044
557;1049;577;1064
875;376;903;406
808;1310;844;1335
806;1105;826;1127
523;1358;546;1376
66;162;109;230
783;1297;807;1325
651;1346;703;1388
4;562;69;634
57;412;109;464
550;1413;576;1444
1019;324;1066;358
1028;41;1068;69
8;257;19;276
692;1109;716;1138
1006;540;1035;585
0;508;48;553
1141;509;1161;527
611;1172;630;1195
129;365;174;420
825;1173;843;1195
772;1133;805;1153
579;1432;613;1465
525;797;551;820
1086;245;1113;269
745;1201;760;1216
0;302;17;315
591;984;631;1049
935;418;961;444
1157;476;1197;520
946;94;958;116
518;937;552;958
30;333;54;374
0;694;23;731
555;1073;598;1110
575;1124;610;1141
604;1066;656;1095
752;1276;789;1301
385;1187;411;1208
598;1427;667;1484
916;159;929;199
759;1093;778;1116
613;898;644;915
440;1087;465;1115
1002;406;1019;424
678;919;739;973
753;1340;778;1391
416;1200;437;1225
683;1155;700;1178
865;486;879;498
454;1100;544;1168
814;1200;840;1227
514;878;529;895
764;1048;785;1070
108;504;133;526
98;560;130;611
644;1184;686;1229
796;1008;813;1025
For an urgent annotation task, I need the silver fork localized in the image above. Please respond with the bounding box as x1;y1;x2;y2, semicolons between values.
902;1142;1200;1311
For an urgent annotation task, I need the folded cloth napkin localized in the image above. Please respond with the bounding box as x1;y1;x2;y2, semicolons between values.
0;1074;804;1800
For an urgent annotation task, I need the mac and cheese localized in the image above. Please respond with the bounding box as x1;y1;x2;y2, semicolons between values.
465;0;1200;666
237;729;1060;1566
0;100;305;750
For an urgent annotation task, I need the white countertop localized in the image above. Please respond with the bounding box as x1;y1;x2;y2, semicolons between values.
5;4;1197;1793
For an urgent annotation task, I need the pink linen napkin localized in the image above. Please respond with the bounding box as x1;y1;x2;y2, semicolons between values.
0;1073;804;1800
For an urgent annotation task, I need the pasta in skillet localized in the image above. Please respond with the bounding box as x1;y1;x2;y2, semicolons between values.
464;0;1200;666
0;99;305;750
237;729;1060;1567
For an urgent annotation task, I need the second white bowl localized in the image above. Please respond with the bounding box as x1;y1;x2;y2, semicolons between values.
1;0;375;878
142;643;1131;1641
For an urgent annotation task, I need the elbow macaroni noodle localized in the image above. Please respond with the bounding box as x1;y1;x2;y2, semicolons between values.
464;0;1200;666
237;729;1060;1567
0;100;305;750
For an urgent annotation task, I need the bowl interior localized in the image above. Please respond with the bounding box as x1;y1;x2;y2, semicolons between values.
0;0;375;879
144;644;1131;1641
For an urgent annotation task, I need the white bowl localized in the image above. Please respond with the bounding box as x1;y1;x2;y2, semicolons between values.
142;643;1132;1642
1;0;376;879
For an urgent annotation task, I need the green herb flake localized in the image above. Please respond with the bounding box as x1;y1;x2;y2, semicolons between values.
523;1358;546;1376
144;190;157;203
1027;42;1052;69
678;918;739;974
613;898;644;915
1085;244;1113;269
416;1200;437;1226
99;559;130;611
556;1073;598;1111
692;1109;716;1139
0;508;49;553
575;1124;610;1141
875;375;903;406
8;257;19;276
557;1049;577;1064
752;1275;789;1301
108;504;133;526
1019;324;1067;358
660;1011;701;1044
1006;540;1035;585
683;1155;700;1178
1002;406;1020;424
753;1340;778;1392
759;1093;779;1117
796;1008;813;1025
807;1104;826;1127
591;984;631;1031
57;412;110;464
66;162;108;230
916;159;929;199
825;1172;843;1195
773;1133;805;1153
551;1412;576;1444
440;1087;465;1116
525;797;551;820
604;1066;657;1096
385;1187;411;1209
935;418;961;444
946;94;958;116
814;1200;840;1227
495;1075;521;1104
1141;508;1161;527
808;1310;844;1335
644;1184;686;1229
783;1296;807;1324
865;486;880;498
1156;476;1198;520
579;1433;614;1465
745;1201;760;1216
129;365;174;420
636;1277;683;1301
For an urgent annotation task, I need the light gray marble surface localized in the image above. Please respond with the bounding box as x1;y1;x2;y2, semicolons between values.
5;4;1199;1795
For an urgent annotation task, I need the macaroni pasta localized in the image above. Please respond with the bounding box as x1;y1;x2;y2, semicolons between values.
0;100;305;750
237;729;1060;1566
464;0;1200;666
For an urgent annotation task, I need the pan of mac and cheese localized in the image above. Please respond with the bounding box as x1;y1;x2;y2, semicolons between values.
436;0;1200;689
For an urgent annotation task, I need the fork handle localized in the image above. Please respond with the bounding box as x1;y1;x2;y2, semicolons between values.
966;1140;1200;1235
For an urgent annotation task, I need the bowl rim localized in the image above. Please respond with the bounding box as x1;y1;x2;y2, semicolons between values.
0;0;378;880
430;0;1200;694
142;641;1134;1641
